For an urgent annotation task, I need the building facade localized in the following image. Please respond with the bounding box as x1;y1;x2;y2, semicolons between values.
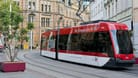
90;0;105;21
14;0;89;48
104;0;132;30
90;0;138;55
133;0;138;55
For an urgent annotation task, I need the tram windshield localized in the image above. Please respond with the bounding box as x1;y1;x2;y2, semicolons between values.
111;30;133;54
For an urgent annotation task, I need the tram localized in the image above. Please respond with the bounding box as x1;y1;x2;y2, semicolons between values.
40;20;135;67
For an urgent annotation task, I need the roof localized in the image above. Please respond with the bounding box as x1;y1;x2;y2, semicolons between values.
80;20;116;25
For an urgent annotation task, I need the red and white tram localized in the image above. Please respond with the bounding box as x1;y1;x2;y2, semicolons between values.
40;20;135;67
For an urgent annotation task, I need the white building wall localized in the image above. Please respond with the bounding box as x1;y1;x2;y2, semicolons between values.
133;23;138;51
90;0;138;55
90;0;105;21
133;0;138;55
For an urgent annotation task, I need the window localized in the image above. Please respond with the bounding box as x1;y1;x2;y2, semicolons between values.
44;4;51;13
41;4;44;12
41;36;49;49
45;5;47;12
80;32;113;56
46;18;50;27
67;34;81;51
41;18;50;27
28;15;34;23
48;32;56;49
69;32;113;56
68;0;72;6
41;17;45;27
59;35;68;50
116;30;133;54
58;31;113;57
28;1;31;9
49;5;51;13
41;32;56;50
92;32;112;53
108;5;110;18
28;1;36;11
32;2;36;11
62;0;65;3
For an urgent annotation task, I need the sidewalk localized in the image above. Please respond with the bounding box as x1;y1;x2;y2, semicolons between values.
0;53;7;62
0;52;54;78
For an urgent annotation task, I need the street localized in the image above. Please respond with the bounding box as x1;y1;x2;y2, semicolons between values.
0;50;138;78
0;0;138;78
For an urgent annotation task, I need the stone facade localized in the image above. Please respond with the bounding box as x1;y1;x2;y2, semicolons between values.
15;0;89;48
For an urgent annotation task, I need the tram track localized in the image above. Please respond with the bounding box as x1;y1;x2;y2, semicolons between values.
17;52;138;78
16;57;55;78
21;56;81;78
26;68;56;78
19;53;107;78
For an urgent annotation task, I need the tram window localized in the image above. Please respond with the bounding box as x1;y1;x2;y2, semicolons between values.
62;31;113;57
80;32;95;51
94;32;112;53
67;34;81;51
41;37;44;49
48;36;55;49
95;32;114;56
41;36;49;49
117;30;133;54
78;32;113;56
59;35;68;50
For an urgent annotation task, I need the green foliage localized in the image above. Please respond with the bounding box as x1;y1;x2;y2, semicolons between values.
0;0;23;34
0;0;34;62
20;28;28;35
0;0;34;43
27;22;34;30
0;0;23;27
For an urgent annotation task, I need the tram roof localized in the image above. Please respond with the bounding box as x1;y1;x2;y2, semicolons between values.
80;20;116;25
42;20;128;35
58;22;127;35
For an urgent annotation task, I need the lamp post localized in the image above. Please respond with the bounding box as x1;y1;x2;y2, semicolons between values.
29;12;35;51
9;0;12;35
56;16;63;60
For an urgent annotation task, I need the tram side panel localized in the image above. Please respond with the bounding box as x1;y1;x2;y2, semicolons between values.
57;28;112;67
40;22;135;67
41;32;56;59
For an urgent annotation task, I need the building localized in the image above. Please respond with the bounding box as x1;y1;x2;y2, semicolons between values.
90;0;138;55
104;0;132;30
14;0;89;49
90;0;105;21
133;0;138;55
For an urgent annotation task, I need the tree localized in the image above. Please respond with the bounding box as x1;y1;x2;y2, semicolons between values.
19;22;34;49
0;0;32;62
76;0;94;21
27;22;34;30
18;28;29;49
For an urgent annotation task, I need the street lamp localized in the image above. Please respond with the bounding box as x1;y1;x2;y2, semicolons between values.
9;0;12;35
56;16;63;60
29;12;35;51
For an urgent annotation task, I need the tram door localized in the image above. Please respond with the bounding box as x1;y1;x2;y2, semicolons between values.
95;32;114;66
79;32;99;65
